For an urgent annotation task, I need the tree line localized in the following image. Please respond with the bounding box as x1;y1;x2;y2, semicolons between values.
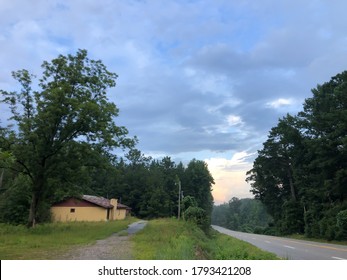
212;197;273;234
0;50;214;228
246;71;347;240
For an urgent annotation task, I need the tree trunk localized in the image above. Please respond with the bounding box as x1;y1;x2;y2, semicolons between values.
28;192;38;228
27;170;45;228
0;169;4;189
287;164;297;201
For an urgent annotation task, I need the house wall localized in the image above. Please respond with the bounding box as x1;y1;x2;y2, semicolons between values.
115;209;127;220
51;205;108;222
51;197;129;222
109;199;117;221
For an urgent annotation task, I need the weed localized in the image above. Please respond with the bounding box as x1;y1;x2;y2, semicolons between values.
132;218;278;260
0;217;138;259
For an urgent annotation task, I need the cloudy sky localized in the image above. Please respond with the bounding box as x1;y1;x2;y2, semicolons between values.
1;0;347;204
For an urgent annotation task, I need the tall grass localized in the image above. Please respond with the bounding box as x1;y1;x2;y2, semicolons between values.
132;218;278;260
1;218;279;260
0;217;137;259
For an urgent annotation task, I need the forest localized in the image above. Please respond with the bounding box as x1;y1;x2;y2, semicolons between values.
212;197;273;233
246;71;347;240
0;50;214;229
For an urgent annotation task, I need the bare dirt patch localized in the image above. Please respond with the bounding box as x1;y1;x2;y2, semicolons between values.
59;221;147;260
60;232;133;260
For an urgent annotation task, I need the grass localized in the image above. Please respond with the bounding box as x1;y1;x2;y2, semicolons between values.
0;217;137;259
132;218;279;260
1;217;280;260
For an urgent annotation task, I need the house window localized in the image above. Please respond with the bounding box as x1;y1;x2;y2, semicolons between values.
70;208;75;213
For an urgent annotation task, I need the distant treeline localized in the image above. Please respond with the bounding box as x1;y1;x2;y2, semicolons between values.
0;149;214;228
246;71;347;240
212;198;273;234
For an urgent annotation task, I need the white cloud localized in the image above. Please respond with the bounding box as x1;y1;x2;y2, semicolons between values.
205;151;255;204
227;115;243;126
266;98;294;108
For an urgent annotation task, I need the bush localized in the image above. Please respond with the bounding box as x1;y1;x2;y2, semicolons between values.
280;200;304;235
0;175;31;225
183;206;209;231
336;209;347;240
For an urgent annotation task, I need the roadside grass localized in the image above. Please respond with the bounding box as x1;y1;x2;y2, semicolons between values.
286;234;347;246
132;218;279;260
0;217;137;259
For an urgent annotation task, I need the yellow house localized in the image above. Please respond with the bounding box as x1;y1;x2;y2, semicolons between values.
51;195;131;222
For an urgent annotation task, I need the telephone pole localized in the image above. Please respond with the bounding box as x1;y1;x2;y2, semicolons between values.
178;179;181;220
176;176;182;220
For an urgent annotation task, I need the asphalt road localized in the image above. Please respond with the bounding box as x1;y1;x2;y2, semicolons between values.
212;225;347;260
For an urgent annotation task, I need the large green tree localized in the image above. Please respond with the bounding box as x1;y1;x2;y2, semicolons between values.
0;50;135;227
246;70;347;239
183;159;214;228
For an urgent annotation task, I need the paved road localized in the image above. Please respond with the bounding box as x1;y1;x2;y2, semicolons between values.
212;225;347;260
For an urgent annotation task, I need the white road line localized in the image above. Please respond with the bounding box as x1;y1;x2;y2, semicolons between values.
252;237;256;240
284;245;295;249
332;256;346;260
265;241;271;243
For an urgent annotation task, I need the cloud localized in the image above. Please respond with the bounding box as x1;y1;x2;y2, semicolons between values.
227;115;243;126
266;98;294;108
2;0;347;203
206;151;256;204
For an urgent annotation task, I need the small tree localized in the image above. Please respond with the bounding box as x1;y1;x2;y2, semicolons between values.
182;195;209;231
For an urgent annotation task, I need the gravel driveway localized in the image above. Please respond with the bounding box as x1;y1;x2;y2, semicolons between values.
60;220;147;260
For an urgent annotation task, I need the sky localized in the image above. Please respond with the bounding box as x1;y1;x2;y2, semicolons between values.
1;0;347;204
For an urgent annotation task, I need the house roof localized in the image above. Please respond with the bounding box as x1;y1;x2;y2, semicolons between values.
81;195;131;210
82;195;113;209
117;203;132;210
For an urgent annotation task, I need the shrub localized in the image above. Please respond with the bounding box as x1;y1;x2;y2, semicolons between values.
336;209;347;240
184;206;209;231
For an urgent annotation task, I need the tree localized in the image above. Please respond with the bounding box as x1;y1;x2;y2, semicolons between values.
0;49;135;227
246;70;347;238
183;159;214;229
246;115;306;233
212;198;272;233
299;71;347;203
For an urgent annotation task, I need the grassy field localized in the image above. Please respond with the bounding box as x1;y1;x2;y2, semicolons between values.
132;218;279;260
0;217;137;259
1;217;278;260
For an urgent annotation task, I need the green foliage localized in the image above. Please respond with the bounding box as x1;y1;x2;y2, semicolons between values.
336;210;347;240
184;206;208;230
0;50;135;226
181;195;198;210
212;198;272;233
246;70;347;240
132;218;278;260
183;159;214;226
0;174;31;225
280;200;304;235
92;156;215;225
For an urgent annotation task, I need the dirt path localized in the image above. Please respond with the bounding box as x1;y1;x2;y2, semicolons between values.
60;220;147;260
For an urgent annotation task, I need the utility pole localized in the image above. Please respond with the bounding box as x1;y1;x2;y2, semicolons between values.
176;176;182;220
178;179;181;220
